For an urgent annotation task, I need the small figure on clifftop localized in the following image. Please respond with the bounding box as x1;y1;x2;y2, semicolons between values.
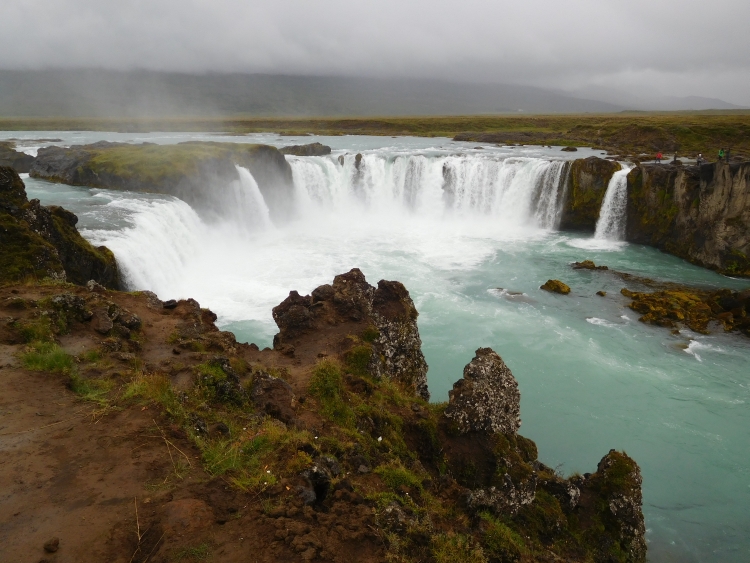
719;148;725;162
697;153;703;166
656;152;662;164
726;148;731;162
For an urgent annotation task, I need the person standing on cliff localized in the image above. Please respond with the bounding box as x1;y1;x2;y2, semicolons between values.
719;148;725;162
697;153;703;166
726;148;731;162
656;151;662;164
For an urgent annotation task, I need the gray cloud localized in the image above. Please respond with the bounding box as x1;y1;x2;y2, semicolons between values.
2;0;749;105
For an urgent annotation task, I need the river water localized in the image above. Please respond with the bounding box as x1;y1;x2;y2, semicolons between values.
5;131;749;562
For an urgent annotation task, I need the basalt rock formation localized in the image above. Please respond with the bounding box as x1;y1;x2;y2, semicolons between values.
272;268;429;400
30;141;295;222
558;156;750;277
560;156;622;230
626;161;750;276
0;166;119;287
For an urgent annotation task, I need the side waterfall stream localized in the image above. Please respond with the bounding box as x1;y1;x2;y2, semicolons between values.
7;131;750;563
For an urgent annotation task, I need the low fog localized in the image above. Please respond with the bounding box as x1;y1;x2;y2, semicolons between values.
1;0;749;113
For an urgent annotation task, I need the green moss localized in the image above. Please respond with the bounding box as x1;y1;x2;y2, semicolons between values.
361;325;380;343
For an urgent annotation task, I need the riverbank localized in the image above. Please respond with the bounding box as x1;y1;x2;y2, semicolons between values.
1;112;749;159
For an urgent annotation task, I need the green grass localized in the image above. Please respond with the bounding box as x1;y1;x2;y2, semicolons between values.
374;461;424;492
21;341;74;373
3;113;750;156
432;533;488;563
308;360;355;427
68;374;114;405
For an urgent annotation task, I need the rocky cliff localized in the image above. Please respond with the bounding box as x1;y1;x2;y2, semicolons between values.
0;166;119;287
626;161;750;276
559;156;621;230
30;141;295;223
0;270;646;563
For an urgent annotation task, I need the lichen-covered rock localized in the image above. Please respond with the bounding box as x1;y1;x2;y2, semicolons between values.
443;348;521;434
0;165;119;288
582;450;647;563
540;279;571;294
466;472;537;516
368;280;429;400
271;269;428;399
560;157;622;230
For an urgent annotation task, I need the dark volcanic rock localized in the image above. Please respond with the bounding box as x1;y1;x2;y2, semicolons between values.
626;160;750;276
368;280;429;400
582;450;647;563
272;269;429;399
0;166;119;287
572;260;608;270
466;472;537;516
279;142;332;156
443;347;521;434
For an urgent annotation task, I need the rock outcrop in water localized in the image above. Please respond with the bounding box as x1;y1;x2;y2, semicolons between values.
279;142;332;156
273;268;429;400
0;141;35;173
0;166;119;287
30;141;295;223
560;156;622;230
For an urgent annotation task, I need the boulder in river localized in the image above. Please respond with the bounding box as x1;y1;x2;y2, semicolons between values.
279;142;331;156
541;279;571;294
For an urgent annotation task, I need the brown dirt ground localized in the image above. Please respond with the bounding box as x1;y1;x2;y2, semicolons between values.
0;284;388;563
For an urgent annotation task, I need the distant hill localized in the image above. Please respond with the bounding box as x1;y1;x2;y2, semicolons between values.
0;70;625;117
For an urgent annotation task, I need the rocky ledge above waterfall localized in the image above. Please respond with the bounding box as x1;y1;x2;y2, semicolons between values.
29;141;295;223
560;156;750;277
0;166;119;287
0;267;645;562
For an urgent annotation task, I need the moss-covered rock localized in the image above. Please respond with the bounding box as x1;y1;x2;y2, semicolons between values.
30;141;294;222
0;166;119;287
560;157;622;230
540;279;571;294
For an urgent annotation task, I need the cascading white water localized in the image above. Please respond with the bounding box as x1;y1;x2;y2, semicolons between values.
290;153;568;229
594;165;633;240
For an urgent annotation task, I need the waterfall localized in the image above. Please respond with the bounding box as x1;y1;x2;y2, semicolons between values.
232;166;273;231
594;165;633;240
288;153;568;229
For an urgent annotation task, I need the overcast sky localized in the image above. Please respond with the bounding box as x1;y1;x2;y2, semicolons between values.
3;0;750;105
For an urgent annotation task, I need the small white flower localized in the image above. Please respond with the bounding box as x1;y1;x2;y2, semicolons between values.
377;436;383;442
